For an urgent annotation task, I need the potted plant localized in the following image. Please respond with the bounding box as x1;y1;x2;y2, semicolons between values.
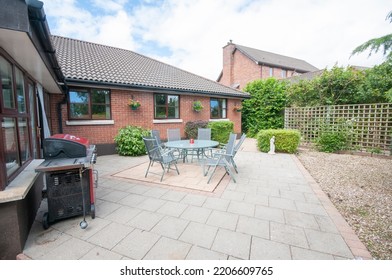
128;99;141;110
192;100;203;112
233;105;242;112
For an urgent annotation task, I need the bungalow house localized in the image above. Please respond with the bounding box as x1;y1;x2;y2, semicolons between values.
217;40;319;90
50;36;248;155
0;0;248;259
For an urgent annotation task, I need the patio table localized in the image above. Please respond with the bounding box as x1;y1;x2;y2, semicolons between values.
165;140;219;174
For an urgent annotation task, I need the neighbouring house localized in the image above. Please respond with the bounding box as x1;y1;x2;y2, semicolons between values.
0;0;65;259
217;40;319;90
0;0;248;259
51;36;249;155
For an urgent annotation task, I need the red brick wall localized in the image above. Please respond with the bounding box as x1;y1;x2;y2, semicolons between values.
219;44;299;90
49;89;243;145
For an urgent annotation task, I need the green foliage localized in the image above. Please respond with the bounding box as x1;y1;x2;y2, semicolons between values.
257;129;301;154
114;125;151;156
351;11;392;60
184;120;209;139
207;121;234;144
286;63;392;106
242;78;288;137
359;59;392;103
192;100;204;112
314;119;354;153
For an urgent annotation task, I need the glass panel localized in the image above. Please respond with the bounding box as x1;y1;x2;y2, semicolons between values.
222;99;227;118
155;106;166;118
91;89;109;103
168;95;178;106
18;117;30;164
0;56;15;109
2;118;20;177
168;107;175;118
15;68;26;113
69;90;89;103
210;99;219;118
92;104;107;119
70;104;89;119
155;94;166;106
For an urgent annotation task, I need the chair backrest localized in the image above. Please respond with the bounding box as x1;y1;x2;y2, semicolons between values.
143;137;162;162
151;130;163;146
167;128;181;142
234;133;246;155
197;128;211;140
224;133;237;161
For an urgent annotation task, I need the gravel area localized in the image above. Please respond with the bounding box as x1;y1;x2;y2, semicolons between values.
296;148;392;260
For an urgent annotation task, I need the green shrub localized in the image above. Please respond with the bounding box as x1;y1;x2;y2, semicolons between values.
207;121;234;144
184;120;209;139
114;125;151;156
257;129;301;153
314;119;354;153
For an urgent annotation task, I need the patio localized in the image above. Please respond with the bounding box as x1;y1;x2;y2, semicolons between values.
21;139;371;260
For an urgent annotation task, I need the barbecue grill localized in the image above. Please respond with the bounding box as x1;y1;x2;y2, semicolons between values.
35;134;97;229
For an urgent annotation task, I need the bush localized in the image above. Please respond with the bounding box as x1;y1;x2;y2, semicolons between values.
242;78;287;137
184;120;209;139
114;126;151;156
207;121;234;144
315;131;348;153
257;129;301;153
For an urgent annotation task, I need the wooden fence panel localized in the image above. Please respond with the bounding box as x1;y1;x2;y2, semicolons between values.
284;103;392;153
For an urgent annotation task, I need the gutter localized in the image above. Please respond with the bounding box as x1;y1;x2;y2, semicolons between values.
65;78;251;99
26;0;68;133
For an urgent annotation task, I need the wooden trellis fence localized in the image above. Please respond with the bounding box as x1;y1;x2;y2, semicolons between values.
284;103;392;153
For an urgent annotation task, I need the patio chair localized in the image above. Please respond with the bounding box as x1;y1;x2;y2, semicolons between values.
231;133;246;173
143;137;179;182
204;133;237;184
151;129;165;149
167;128;183;160
190;128;212;162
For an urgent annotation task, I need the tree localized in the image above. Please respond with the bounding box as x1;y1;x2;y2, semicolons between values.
351;11;392;60
242;78;287;137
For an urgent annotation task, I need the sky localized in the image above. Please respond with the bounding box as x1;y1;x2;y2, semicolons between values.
43;0;391;81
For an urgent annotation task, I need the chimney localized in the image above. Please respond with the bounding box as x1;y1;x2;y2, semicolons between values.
221;40;236;87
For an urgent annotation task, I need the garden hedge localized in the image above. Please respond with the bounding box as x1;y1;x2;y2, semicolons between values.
257;129;301;154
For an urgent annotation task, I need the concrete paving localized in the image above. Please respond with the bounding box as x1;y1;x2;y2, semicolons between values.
22;138;372;260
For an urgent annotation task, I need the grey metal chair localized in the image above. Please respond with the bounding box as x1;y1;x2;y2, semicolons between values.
193;128;212;161
166;128;183;160
143;137;179;182
231;133;246;173
204;133;237;184
151;129;166;149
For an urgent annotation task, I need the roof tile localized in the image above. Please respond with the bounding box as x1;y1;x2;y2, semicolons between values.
52;36;248;98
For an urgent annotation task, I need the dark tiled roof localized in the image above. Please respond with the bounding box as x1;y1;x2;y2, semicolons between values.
235;44;319;72
51;36;248;98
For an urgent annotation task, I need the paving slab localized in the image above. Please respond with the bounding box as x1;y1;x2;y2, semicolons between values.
21;138;370;260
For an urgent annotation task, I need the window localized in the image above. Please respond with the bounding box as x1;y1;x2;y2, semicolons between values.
281;69;287;78
210;98;227;119
154;94;179;119
0;56;15;109
0;54;32;188
269;67;274;77
69;88;111;120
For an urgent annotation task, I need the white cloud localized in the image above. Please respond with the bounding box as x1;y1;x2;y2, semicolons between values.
43;0;392;80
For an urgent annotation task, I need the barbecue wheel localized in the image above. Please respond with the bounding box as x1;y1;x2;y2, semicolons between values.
42;212;49;230
91;204;95;219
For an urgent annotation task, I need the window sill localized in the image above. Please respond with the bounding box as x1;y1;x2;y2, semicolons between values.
209;118;230;122
0;159;44;203
66;120;115;126
153;119;183;124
